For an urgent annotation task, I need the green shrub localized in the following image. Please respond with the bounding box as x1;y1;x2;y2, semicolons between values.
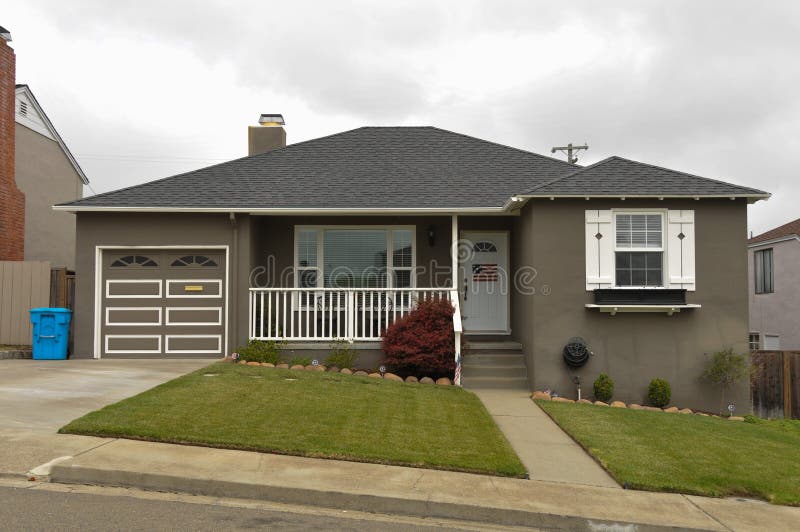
290;356;312;367
326;339;358;369
236;340;283;364
648;378;671;408
593;373;614;402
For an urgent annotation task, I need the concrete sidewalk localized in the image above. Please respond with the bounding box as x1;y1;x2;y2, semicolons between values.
47;437;800;531
472;389;618;488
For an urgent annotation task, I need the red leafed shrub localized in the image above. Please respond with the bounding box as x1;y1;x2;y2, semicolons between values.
382;298;457;378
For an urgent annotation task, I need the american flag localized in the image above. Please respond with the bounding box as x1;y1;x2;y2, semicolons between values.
472;263;498;282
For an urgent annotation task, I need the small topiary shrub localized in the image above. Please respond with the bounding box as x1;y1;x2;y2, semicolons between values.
648;378;671;408
326;338;358;369
290;356;312;367
593;373;614;402
236;339;283;364
701;348;749;415
382;298;459;378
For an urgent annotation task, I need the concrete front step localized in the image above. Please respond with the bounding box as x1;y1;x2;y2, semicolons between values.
462;364;526;378
462;376;530;391
467;340;522;354
463;353;525;365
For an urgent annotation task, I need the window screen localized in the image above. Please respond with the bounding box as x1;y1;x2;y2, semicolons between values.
754;248;774;294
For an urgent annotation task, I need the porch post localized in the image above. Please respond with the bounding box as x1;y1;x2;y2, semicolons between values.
451;215;459;288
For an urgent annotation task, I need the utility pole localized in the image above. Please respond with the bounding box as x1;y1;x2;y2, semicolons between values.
551;142;588;164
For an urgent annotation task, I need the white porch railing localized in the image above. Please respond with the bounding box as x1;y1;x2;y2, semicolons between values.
248;287;454;341
248;287;463;385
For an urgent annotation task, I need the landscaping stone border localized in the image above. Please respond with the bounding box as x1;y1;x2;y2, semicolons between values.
223;357;453;386
0;348;32;360
531;391;744;420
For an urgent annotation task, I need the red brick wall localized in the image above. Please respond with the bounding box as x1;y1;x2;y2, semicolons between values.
0;36;25;260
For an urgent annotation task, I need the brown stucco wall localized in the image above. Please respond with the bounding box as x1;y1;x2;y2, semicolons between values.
73;212;252;358
16;124;83;268
513;198;751;413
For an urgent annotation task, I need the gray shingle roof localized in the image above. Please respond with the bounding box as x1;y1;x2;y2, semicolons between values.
59;128;767;212
522;156;768;198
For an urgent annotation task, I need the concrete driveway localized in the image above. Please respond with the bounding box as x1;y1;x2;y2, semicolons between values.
0;359;210;477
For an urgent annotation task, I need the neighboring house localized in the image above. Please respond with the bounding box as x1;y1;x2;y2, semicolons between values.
15;84;88;269
56;118;768;412
748;218;800;351
0;27;88;268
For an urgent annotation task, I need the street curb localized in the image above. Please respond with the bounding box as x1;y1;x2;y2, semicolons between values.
49;463;716;531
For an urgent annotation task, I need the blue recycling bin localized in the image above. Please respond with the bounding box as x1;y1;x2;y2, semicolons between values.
29;308;72;360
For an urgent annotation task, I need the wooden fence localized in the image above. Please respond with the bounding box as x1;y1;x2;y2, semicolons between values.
0;261;51;345
751;350;800;419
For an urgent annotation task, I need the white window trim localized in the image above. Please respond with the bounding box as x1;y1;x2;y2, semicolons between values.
293;225;417;289
611;209;668;289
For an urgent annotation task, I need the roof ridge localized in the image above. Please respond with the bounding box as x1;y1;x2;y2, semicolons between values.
426;126;580;169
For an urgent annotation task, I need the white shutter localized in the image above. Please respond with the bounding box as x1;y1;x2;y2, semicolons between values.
585;210;613;290
667;210;696;291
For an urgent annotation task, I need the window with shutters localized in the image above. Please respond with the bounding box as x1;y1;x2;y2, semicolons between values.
294;226;415;289
754;248;774;294
614;213;664;287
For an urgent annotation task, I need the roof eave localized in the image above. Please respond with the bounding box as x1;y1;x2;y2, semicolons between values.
52;205;516;215
519;193;771;204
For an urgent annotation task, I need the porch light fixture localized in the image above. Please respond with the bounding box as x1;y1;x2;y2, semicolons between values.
258;113;285;126
427;225;436;247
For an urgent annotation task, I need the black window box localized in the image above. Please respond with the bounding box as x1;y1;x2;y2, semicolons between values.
593;289;687;305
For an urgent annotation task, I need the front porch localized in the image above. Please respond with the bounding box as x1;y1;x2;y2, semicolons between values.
244;214;519;383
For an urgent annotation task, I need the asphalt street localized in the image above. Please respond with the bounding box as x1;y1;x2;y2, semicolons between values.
0;484;520;532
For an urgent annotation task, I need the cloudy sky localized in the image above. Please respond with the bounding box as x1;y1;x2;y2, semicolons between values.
5;1;799;234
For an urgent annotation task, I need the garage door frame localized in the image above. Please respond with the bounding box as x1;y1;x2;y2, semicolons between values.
93;245;230;359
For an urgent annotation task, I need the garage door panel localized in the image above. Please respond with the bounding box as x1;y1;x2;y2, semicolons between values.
101;248;226;358
106;280;162;298
166;279;222;298
105;335;162;354
165;335;222;354
106;307;162;326
166;307;222;326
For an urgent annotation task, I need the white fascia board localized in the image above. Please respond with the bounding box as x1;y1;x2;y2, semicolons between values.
15;86;90;185
520;193;770;201
53;205;515;215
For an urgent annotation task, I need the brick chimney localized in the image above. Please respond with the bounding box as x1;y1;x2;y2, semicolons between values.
248;114;286;156
0;26;25;261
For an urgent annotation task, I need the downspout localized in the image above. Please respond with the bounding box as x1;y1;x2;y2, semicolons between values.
230;212;238;353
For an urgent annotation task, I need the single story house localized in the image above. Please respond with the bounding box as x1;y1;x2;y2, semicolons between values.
56;119;768;411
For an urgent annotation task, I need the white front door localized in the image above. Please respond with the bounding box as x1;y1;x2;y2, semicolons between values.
460;231;509;333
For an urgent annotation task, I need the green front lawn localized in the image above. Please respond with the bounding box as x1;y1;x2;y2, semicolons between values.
538;401;800;505
61;364;525;477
